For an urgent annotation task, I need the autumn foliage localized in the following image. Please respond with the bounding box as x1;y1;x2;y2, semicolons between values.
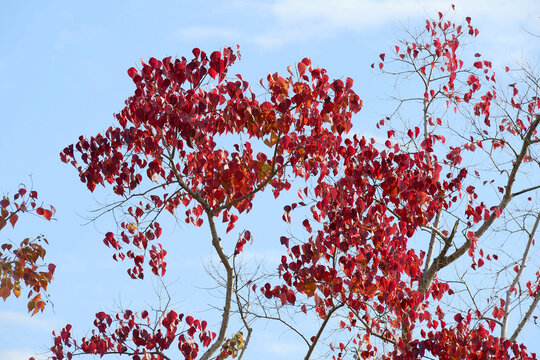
47;7;539;360
0;187;55;315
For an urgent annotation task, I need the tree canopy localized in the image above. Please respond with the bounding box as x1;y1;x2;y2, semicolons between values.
3;7;539;360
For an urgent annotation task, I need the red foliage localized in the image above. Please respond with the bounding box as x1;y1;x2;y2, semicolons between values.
52;8;539;360
50;310;214;360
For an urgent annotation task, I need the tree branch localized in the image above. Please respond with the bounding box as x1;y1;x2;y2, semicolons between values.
232;256;253;360
510;291;540;342
502;212;540;339
199;212;234;360
304;303;344;360
420;115;540;292
423;211;442;273
512;184;540;198
213;136;287;213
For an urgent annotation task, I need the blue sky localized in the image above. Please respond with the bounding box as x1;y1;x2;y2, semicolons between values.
1;1;539;359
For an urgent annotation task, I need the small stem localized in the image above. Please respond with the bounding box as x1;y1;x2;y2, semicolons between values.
502;212;540;339
510;292;540;342
233;256;253;360
304;303;343;360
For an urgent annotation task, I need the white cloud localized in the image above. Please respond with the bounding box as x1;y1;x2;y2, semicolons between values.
171;0;539;61
0;60;13;89
0;311;54;332
265;340;306;355
173;26;244;41
0;82;14;89
269;0;432;30
238;249;283;265
266;0;537;31
59;10;73;20
0;348;38;360
54;25;106;50
232;0;540;59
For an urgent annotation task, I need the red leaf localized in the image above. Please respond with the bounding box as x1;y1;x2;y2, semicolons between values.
287;289;296;305
127;67;138;78
279;291;287;305
297;61;307;76
492;306;504;320
0;286;10;300
345;77;353;90
282;211;291;224
87;181;97;192
302;219;312;233
9;213;18;228
42;209;53;220
379;53;385;61
477;258;484;267
149;57;160;68
226;221;235;233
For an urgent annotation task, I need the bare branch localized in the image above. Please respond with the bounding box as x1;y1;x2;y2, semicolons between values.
199;212;234;360
420;115;540;291
502;212;540;339
510;291;540;342
233;256;253;360
304;303;344;360
423;211;442;272
512;184;540;198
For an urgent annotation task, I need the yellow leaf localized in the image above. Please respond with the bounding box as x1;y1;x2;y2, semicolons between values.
258;163;273;179
303;281;317;296
270;132;279;145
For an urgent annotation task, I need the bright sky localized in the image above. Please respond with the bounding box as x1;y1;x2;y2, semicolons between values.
1;1;539;360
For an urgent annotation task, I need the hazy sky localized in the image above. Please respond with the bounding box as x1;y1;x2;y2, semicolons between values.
1;1;539;359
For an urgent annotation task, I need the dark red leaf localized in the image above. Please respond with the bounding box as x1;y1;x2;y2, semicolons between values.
9;213;18;228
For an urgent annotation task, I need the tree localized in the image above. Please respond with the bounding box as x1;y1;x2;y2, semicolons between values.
47;8;538;360
1;186;56;315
